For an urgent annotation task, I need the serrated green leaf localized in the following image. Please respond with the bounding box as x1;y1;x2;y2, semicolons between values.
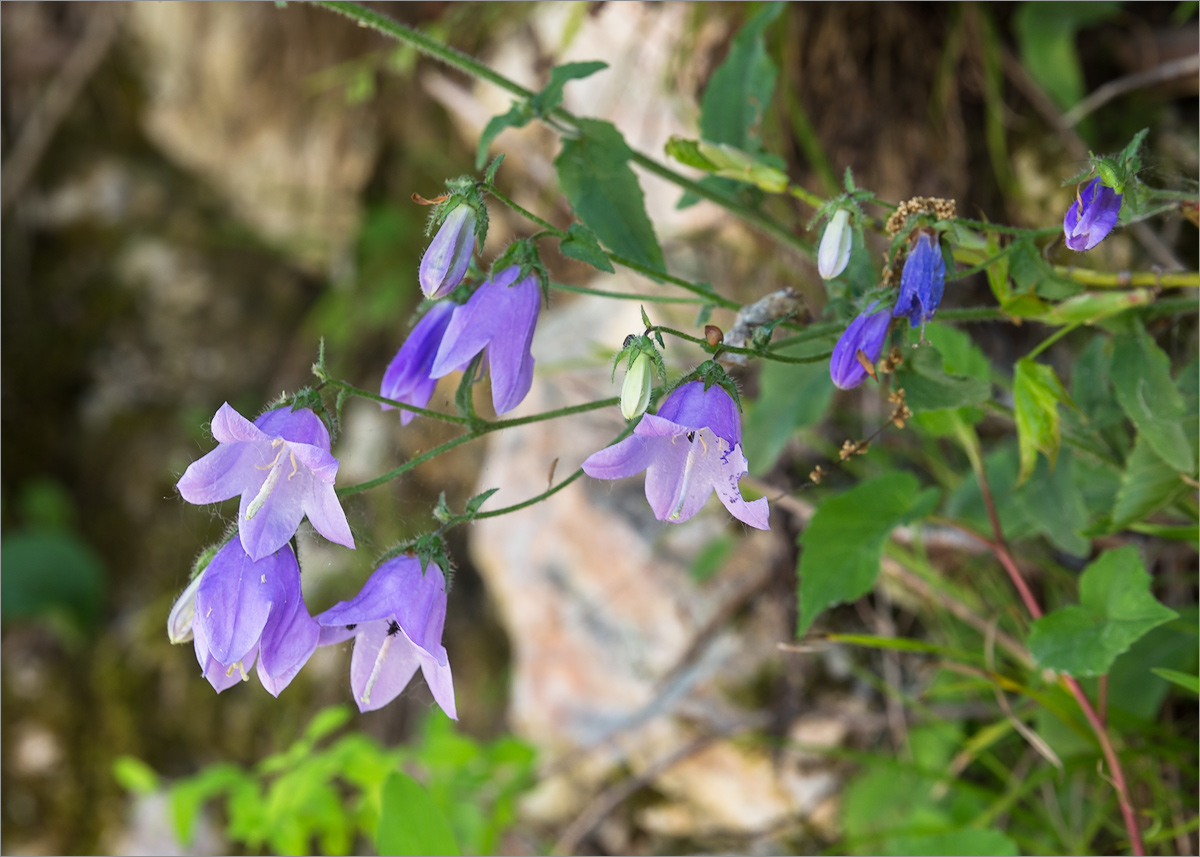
1028;546;1178;677
378;771;460;856
1015;450;1090;556
1111;434;1189;529
465;487;499;517
699;2;784;152
555;119;664;271
558;222;615;273
475;102;531;169
1013;357;1070;484
896;345;991;414
1110;324;1196;473
797;472;924;635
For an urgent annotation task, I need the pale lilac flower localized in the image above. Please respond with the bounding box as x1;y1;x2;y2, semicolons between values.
177;404;354;561
893;232;945;332
381;301;456;425
582;381;769;529
830;301;890;390
1063;177;1122;251
818;209;853;279
316;556;456;717
192;539;319;697
420;204;477;299
429;266;540;415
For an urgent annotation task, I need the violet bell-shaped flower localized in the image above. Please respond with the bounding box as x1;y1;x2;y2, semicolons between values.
192;539;320;696
818;209;853;280
892;231;945;333
419;204;477;299
830;301;891;390
429;266;540;415
316;556;456;717
582;381;769;529
177;404;354;561
1063;177;1122;251
381;301;456;425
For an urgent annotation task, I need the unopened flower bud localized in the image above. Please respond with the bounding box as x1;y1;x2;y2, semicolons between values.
704;325;724;348
621;351;653;420
818;208;853;280
167;572;203;644
419;204;477;299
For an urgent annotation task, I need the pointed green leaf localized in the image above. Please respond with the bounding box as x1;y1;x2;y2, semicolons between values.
476;102;532;169
1111;434;1189;529
1152;668;1199;695
555;119;664;271
897;345;991;414
1013;357;1070;484
378;771;460;856
558;222;615;273
699;2;784;152
1110;324;1195;473
530;61;608;115
797;472;933;635
1028;546;1178;677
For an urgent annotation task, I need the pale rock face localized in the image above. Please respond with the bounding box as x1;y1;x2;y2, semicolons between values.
125;2;379;272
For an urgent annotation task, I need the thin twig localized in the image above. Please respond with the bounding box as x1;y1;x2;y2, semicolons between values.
1;5;120;213
1063;53;1200;127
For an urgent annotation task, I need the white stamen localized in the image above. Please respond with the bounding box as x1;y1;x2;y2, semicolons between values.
669;433;706;520
360;634;394;706
246;459;283;521
225;660;249;681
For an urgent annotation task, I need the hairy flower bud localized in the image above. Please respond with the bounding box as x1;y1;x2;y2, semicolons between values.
818;209;853;279
419;204;477;299
167;572;203;644
621;351;653;420
1063;177;1122;252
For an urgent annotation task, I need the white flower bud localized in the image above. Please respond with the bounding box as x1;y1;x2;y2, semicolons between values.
818;208;853;280
620;352;653;420
166;572;203;644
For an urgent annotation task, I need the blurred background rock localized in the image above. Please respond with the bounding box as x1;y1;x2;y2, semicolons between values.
1;2;1195;854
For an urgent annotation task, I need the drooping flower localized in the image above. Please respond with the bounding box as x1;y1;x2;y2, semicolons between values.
818;208;853;280
192;539;319;696
582;381;769;529
429;266;540;415
381;301;456;425
316;556;456;717
1063;177;1122;252
621;351;654;420
419;204;477;299
893;231;946;332
830;301;891;390
177;404;354;561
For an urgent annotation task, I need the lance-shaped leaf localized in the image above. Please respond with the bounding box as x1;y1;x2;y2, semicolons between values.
1029;546;1177;677
1013;357;1071;484
700;2;783;151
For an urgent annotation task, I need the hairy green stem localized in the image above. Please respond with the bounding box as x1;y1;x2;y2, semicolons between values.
649;325;832;364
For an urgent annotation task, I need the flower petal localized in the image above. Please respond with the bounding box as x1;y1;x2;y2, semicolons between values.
655;382;740;449
419;655;458;720
176;441;258;505
197;541;292;664
237;474;306;561
711;442;770;529
257;593;319;698
211;402;269;445
381;301;456;407
256;407;331;450
303;480;355;550
349;621;423;712
582;434;658;481
486;275;540;414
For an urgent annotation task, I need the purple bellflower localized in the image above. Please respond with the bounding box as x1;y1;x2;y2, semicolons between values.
1063;177;1122;252
316;556;456;717
192;539;319;696
177;404;354;561
429;266;540;415
381;301;456;425
830;301;891;390
582;381;770;529
893;232;946;333
420;204;477;299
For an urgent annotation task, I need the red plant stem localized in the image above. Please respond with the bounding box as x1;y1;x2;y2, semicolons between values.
976;468;1145;856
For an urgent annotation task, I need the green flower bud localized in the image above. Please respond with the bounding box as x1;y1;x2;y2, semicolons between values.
621;351;653;420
